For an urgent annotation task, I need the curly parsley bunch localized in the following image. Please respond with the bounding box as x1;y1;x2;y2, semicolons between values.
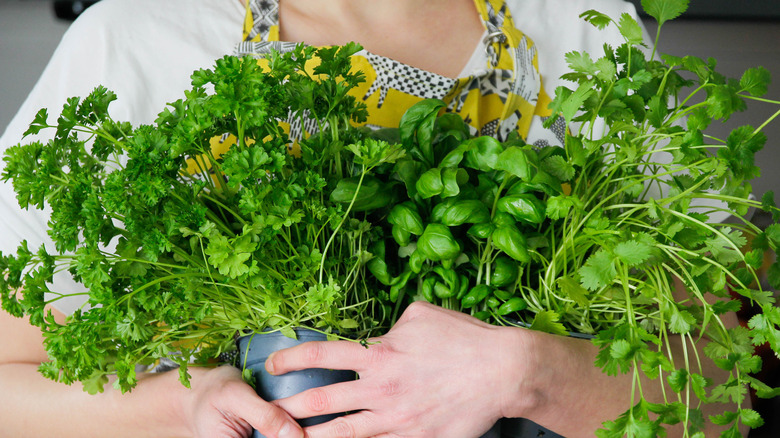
1;43;403;393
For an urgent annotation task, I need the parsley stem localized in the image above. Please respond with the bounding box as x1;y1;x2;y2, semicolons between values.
318;166;367;284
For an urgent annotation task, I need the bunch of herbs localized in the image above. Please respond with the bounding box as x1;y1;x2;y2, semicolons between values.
2;0;780;435
0;43;403;394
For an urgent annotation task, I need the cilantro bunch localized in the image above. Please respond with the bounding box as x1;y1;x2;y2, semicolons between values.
0;43;403;393
540;2;780;435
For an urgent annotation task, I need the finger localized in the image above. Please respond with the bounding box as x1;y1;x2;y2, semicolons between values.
266;339;377;375
398;300;490;327
273;379;369;421
302;410;389;438
228;382;304;438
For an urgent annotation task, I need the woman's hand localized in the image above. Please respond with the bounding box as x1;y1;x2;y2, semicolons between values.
265;302;528;437
264;297;746;438
183;365;304;438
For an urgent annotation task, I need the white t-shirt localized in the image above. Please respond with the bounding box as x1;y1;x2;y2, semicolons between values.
0;0;648;314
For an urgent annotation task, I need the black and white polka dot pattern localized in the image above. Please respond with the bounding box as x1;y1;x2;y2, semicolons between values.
362;53;458;108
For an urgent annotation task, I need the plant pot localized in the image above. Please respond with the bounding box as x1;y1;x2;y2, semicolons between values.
237;329;357;438
499;418;563;438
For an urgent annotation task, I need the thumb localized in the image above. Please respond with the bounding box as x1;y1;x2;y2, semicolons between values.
230;385;304;438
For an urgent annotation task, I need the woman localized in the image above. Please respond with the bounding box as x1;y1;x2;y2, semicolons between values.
0;0;744;437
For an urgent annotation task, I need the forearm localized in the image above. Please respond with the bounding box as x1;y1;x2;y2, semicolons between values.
0;363;190;437
0;306;300;438
502;323;747;437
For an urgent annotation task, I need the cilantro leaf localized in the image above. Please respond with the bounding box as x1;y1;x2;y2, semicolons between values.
579;249;617;291
546;80;595;128
617;13;646;47
557;276;591;307
739;408;764;429
546;195;582;220
667;368;689;393
565;51;597;77
641;0;690;27
580;9;613;30
669;307;696;334
739;66;771;97
613;240;652;267
529;310;569;336
541;155;575;182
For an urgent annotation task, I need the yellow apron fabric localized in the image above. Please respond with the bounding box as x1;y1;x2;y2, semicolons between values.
236;0;563;145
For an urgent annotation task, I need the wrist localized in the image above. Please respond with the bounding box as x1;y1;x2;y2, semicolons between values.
498;327;625;436
495;326;550;419
105;368;195;438
168;366;209;437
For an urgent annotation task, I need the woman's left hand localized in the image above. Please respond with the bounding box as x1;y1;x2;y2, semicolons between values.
264;301;528;438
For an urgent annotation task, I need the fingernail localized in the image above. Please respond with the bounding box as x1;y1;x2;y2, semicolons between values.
265;353;276;375
279;421;302;438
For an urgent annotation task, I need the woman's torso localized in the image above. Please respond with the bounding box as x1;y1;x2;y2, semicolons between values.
237;0;566;146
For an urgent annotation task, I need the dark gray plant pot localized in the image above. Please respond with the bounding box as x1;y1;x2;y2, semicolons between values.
236;329;356;438
499;417;563;438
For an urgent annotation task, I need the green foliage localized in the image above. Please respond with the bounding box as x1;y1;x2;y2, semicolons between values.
0;45;399;394
329;0;778;436
641;0;690;26
2;0;780;435
539;0;780;434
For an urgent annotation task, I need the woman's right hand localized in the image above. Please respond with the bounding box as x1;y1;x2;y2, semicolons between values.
184;365;303;438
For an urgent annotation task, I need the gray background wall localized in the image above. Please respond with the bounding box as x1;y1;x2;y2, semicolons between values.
0;0;69;135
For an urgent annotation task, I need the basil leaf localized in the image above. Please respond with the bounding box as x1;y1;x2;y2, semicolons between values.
467;223;495;240
394;159;424;198
441;200;491;226
491;256;519;288
416;168;444;199
461;285;492;308
495;146;532;180
388;202;425;235
399;99;446;166
496;194;547;224
392;225;412;247
439;143;471;168
416;224;461;261
492;225;530;263
441;168;468;198
464;136;503;172
330;176;393;211
366;241;392;286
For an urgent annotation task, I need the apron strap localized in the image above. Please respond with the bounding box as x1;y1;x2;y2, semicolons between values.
243;0;280;42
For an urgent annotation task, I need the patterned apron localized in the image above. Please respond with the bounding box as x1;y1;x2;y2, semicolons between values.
235;0;567;146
